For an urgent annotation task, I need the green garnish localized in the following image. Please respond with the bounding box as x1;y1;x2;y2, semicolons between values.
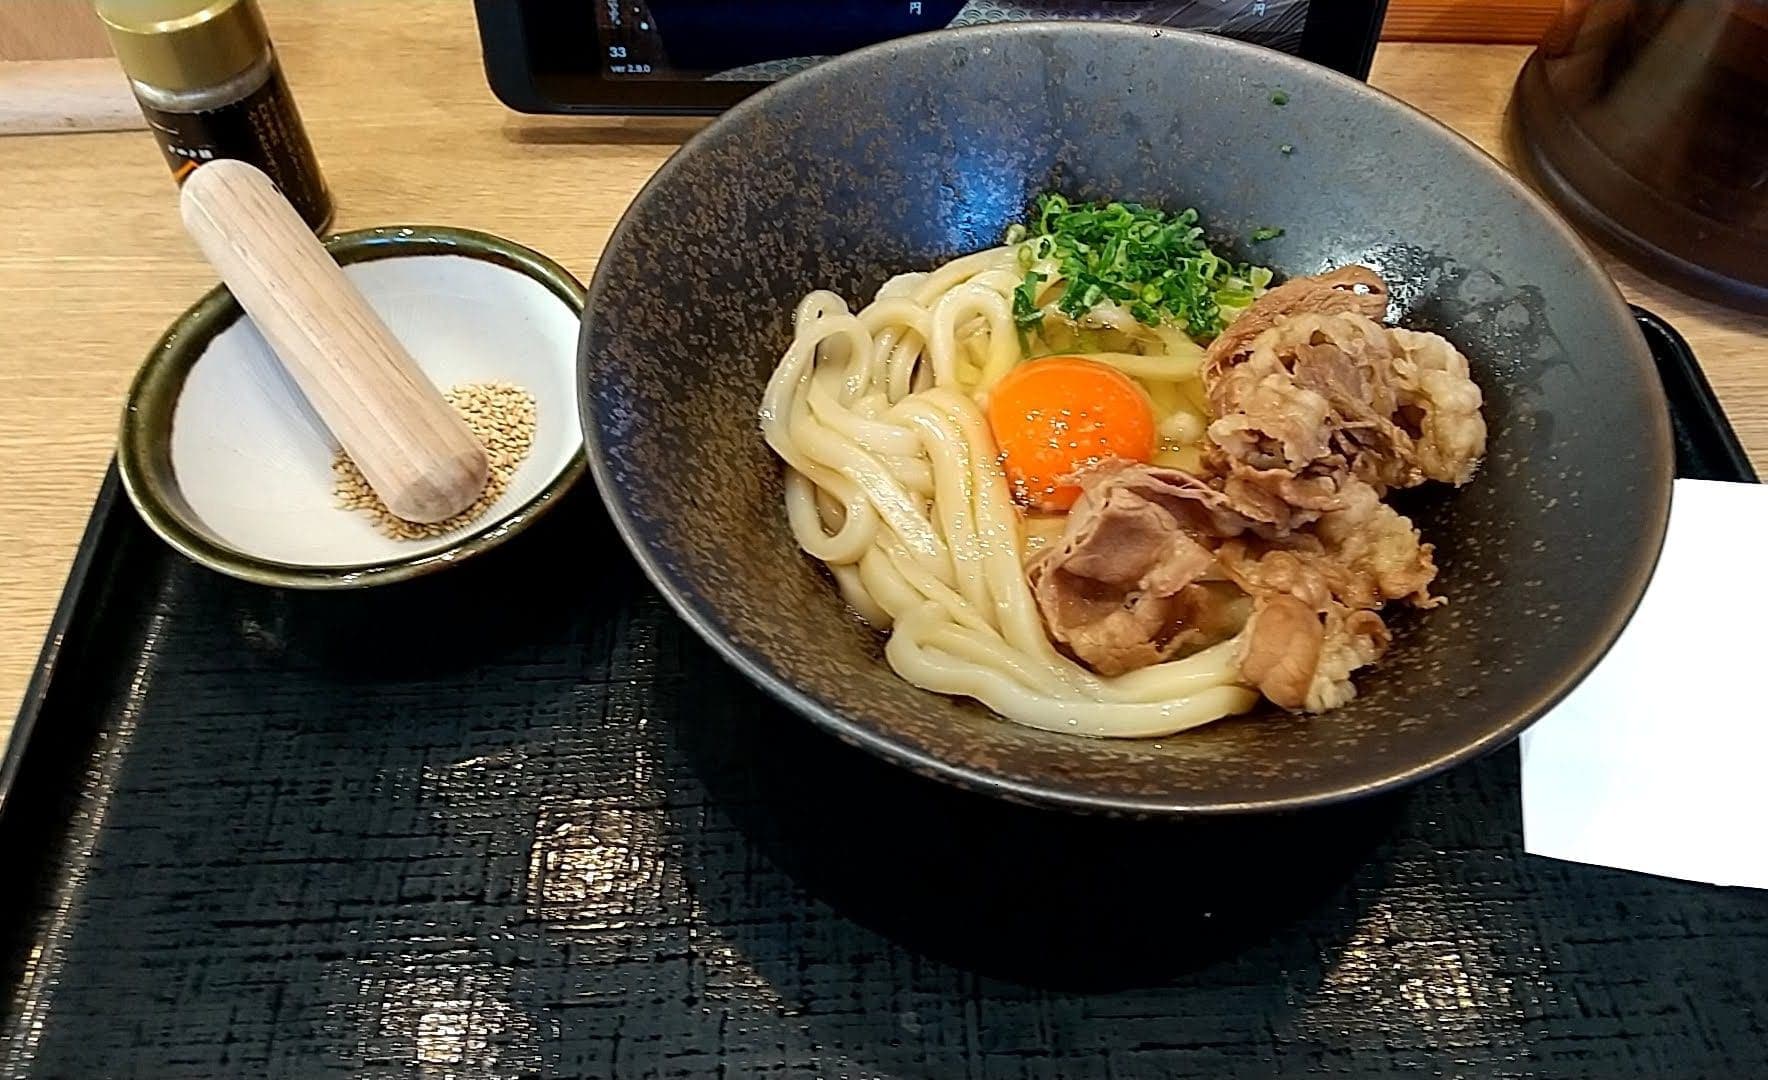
1004;193;1272;341
1252;226;1285;242
1272;90;1289;106
1011;271;1046;328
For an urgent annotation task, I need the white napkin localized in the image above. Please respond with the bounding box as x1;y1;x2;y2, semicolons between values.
1521;478;1768;888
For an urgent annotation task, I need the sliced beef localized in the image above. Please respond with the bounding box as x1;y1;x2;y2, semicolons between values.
1390;327;1488;487
1022;263;1483;715
1202;264;1390;382
1306;605;1392;712
1217;478;1440;612
1236;597;1392;712
1207;311;1486;516
1237;595;1324;709
1028;463;1432;689
1027;465;1253;676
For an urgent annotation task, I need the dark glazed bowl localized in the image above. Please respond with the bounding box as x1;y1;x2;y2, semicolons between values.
579;24;1672;814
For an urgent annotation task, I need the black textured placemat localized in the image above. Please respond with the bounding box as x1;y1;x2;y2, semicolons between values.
3;312;1764;1077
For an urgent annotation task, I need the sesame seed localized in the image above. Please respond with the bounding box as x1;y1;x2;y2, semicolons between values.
330;380;538;541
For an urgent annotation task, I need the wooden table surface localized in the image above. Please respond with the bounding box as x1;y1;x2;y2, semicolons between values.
2;1;1764;748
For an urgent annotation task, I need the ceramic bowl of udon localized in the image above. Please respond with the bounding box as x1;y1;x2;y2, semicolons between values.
578;24;1673;814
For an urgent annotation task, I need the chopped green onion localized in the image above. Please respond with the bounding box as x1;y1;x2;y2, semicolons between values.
1272;90;1289;106
1251;226;1285;242
1000;194;1273;341
1012;271;1046;328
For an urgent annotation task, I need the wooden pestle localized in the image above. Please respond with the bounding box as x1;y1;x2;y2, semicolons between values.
179;160;488;524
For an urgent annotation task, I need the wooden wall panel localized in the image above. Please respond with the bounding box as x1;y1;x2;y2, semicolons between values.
1382;0;1563;43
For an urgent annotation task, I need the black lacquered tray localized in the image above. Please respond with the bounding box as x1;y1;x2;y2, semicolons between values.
2;309;1763;1077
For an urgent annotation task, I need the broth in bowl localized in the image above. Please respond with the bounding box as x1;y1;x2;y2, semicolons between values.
762;194;1486;737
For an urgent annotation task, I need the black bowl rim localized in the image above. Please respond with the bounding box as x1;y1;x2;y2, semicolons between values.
578;22;1673;815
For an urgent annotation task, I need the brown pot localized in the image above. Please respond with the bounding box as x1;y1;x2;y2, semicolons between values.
1508;0;1768;312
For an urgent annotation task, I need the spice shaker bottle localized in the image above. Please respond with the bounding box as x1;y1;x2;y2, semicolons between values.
97;0;332;232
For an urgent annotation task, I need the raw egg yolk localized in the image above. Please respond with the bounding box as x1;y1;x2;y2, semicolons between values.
986;356;1157;511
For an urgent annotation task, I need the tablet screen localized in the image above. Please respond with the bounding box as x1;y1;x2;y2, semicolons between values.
600;1;1313;81
485;1;1386;113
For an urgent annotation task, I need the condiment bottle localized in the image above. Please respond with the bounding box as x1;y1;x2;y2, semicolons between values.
97;0;332;232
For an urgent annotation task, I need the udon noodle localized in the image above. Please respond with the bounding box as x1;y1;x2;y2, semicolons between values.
760;244;1259;737
760;196;1486;739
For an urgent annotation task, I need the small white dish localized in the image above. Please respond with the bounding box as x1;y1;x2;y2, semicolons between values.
118;227;586;588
